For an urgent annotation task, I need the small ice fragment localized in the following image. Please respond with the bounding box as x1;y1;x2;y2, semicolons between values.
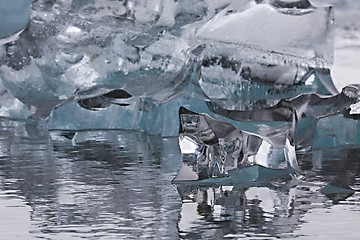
320;177;355;201
350;102;360;115
173;163;200;182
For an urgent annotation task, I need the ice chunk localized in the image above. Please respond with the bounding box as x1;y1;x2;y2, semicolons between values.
320;177;355;202
184;0;336;111
295;84;360;149
0;85;30;119
173;107;300;183
195;0;334;68
0;0;337;121
206;84;360;149
0;0;359;159
0;0;198;121
320;177;355;195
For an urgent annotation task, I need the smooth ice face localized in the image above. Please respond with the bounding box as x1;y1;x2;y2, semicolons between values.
0;0;31;44
173;107;300;183
195;0;334;68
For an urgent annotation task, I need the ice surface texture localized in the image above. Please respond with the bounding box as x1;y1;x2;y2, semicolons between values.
0;0;31;43
173;107;300;182
0;0;336;120
173;84;360;182
0;1;359;182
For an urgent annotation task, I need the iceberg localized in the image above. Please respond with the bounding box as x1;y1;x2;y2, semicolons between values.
1;0;337;122
172;84;359;183
44;0;341;135
0;1;359;183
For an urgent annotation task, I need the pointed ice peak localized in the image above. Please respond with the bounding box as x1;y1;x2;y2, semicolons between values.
173;163;199;182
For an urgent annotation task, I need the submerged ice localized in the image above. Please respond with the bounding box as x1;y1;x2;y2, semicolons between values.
0;0;360;183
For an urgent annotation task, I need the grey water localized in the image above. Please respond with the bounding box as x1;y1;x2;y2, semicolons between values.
0;118;359;240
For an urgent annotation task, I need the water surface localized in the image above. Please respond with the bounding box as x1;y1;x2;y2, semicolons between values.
0;119;359;239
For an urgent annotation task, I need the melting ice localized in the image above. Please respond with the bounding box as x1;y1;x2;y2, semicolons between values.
0;0;359;183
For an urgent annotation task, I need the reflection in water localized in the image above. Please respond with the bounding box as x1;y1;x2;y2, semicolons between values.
0;119;359;239
0;120;182;239
177;183;327;239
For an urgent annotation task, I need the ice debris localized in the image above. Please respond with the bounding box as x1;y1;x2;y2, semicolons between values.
320;177;355;202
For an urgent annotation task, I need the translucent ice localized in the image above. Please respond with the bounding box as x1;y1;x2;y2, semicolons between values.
208;84;360;149
0;0;337;123
0;0;359;160
0;0;197;120
185;0;337;111
0;0;31;44
173;107;300;183
0;0;359;187
194;0;334;68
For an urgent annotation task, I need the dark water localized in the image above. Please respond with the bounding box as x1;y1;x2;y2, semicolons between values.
0;119;359;240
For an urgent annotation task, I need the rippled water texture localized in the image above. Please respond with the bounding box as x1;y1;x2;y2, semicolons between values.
0;119;359;239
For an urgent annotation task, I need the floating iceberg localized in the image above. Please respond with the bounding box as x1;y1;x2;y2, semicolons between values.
0;1;359;183
1;0;337;121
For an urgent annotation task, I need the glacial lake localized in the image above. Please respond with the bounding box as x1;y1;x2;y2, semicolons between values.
0;118;359;240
